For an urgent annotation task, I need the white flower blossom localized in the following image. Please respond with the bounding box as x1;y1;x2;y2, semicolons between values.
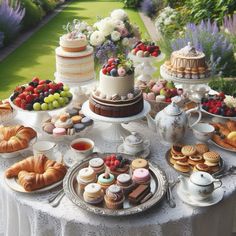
110;9;128;21
111;19;125;29
111;30;121;41
90;31;105;46
122;37;129;46
96;17;114;36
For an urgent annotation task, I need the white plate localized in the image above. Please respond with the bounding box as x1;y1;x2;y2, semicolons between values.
0;137;37;159
63;148;100;168
177;183;224;207
210;139;236;153
117;143;150;159
4;176;63;193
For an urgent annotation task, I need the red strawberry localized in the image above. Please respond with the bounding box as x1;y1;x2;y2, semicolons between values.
39;80;46;85
152;52;158;57
32;77;39;83
110;154;116;161
108;58;115;65
18;93;26;100
102;68;107;74
110;161;114;166
25;86;34;93
37;84;44;92
14;97;21;107
105;160;111;167
20;100;27;110
26;94;34;103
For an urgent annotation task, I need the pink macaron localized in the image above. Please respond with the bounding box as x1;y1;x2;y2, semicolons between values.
132;168;151;185
53;127;66;136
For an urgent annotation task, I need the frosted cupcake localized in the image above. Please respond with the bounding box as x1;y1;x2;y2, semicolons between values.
89;158;105;175
132;168;151;186
104;185;125;209
97;172;115;191
83;183;104;205
116;173;135;196
77;167;96;192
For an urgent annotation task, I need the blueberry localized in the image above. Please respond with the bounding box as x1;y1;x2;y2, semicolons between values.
33;82;38;87
29;82;34;86
26;103;33;111
46;80;51;84
10;96;14;101
116;155;123;161
110;68;118;76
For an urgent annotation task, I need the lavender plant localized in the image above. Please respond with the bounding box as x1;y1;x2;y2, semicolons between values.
223;14;236;50
171;20;236;76
0;32;4;48
0;0;25;44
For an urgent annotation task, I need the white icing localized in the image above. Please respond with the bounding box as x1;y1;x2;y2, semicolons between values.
60;34;87;48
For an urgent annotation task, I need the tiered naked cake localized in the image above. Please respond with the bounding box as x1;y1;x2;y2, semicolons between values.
55;31;94;83
89;57;143;118
163;42;210;79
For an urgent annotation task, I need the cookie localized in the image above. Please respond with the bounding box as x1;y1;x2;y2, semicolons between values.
173;160;190;173
188;155;204;166
171;145;183;156
193;163;209;172
195;143;209;154
181;145;197;156
203;151;220;163
131;159;149;170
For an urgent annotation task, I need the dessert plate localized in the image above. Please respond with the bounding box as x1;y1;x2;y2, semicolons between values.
4;176;63;193
63;153;168;216
117;144;150;159
177;183;224;207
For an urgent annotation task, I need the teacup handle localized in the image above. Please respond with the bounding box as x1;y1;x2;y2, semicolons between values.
143;140;150;149
186;105;202;128
213;179;222;190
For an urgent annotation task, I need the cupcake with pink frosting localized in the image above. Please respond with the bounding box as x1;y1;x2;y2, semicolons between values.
132;168;151;186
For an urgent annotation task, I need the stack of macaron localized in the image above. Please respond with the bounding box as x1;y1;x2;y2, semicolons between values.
42;107;93;136
169;143;222;174
76;155;153;208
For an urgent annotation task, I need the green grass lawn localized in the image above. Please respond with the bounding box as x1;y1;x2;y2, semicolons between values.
0;0;149;99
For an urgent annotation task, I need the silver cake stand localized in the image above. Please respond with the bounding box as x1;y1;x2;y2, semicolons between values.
82;100;151;142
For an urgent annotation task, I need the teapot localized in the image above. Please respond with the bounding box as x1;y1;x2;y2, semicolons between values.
178;171;222;201
122;132;150;155
146;102;201;145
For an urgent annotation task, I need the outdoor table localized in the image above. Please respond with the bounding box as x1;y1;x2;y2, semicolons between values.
0;111;236;236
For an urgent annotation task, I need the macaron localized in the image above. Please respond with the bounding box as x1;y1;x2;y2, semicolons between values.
131;158;149;171
66;108;79;117
71;115;82;124
53;127;66;136
81;117;93;126
74;123;85;132
43;123;55;134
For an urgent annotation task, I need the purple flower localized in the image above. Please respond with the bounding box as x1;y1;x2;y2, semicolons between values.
0;32;4;48
223;14;236;35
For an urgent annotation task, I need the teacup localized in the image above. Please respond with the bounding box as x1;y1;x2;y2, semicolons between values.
70;138;94;161
192;123;215;143
33;141;57;160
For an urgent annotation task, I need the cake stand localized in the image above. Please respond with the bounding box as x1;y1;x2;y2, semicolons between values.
128;53;165;82
82;100;151;142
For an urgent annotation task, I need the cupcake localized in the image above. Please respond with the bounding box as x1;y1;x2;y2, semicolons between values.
132;168;151;186
97;172;115;191
89;158;105;175
77;167;97;192
131;159;149;172
117;173;135;195
83;183;104;205
104;184;125;209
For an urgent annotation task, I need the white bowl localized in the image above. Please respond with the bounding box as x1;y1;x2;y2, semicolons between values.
192;123;215;143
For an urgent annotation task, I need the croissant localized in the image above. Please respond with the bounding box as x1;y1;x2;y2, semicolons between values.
0;125;37;153
212;134;236;151
226;120;236;132
5;155;67;191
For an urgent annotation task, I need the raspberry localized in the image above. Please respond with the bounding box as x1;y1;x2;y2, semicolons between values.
110;161;114;166
105;160;111;167
110;154;116;161
106;156;111;161
110;165;116;171
114;160;120;167
102;68;107;74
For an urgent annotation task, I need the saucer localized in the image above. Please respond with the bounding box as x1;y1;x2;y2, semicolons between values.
177;184;224;207
63;147;100;168
117;144;150;159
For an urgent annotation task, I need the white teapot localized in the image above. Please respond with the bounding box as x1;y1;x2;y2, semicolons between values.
146;102;201;145
122;132;150;155
178;171;222;201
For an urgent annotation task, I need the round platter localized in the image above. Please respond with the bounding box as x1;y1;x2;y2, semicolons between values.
160;65;211;85
210;139;236;153
63;153;168;216
165;149;224;177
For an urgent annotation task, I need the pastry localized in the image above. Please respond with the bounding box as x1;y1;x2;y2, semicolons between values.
173;160;190;173
116;173;135;195
104;184;125;209
0;100;13;122
128;184;150;204
131;159;149;171
193;163;210;172
0;125;37;153
77;167;97;192
181;145;197;156
53;127;66;136
226;120;236;132
97;172;115;190
74;123;85;132
83;183;104;205
188;155;204;166
89;158;105;175
195;143;209;154
71;115;83;124
132;168;151;185
171;145;183;156
43;123;55;134
81;117;93;126
5;154;67;191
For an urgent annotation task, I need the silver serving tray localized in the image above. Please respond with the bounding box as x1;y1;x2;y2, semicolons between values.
165;150;224;177
63;153;168;216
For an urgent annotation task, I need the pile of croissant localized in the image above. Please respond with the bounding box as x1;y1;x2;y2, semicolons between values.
0;125;37;153
211;120;236;151
5;154;67;191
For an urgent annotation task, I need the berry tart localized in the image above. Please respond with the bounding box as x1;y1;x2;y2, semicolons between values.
131;41;161;58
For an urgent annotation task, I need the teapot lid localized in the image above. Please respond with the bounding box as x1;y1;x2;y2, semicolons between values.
125;132;143;145
164;102;182;116
190;171;213;186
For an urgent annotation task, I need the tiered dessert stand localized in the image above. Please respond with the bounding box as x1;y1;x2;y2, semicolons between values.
82;100;151;142
129;53;165;82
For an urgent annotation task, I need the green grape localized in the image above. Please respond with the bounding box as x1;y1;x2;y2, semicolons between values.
64;97;69;104
66;91;72;98
44;97;50;103
41;103;48;111
63;85;69;91
53;93;60;100
33;102;41;111
60;91;67;97
58;97;65;105
52;100;60;108
48;103;54;110
48;94;54;102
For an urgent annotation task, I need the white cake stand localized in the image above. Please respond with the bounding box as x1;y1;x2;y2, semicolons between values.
82;100;151;142
129;53;165;82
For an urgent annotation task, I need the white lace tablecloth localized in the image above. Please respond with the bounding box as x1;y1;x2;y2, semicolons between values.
0;111;236;236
